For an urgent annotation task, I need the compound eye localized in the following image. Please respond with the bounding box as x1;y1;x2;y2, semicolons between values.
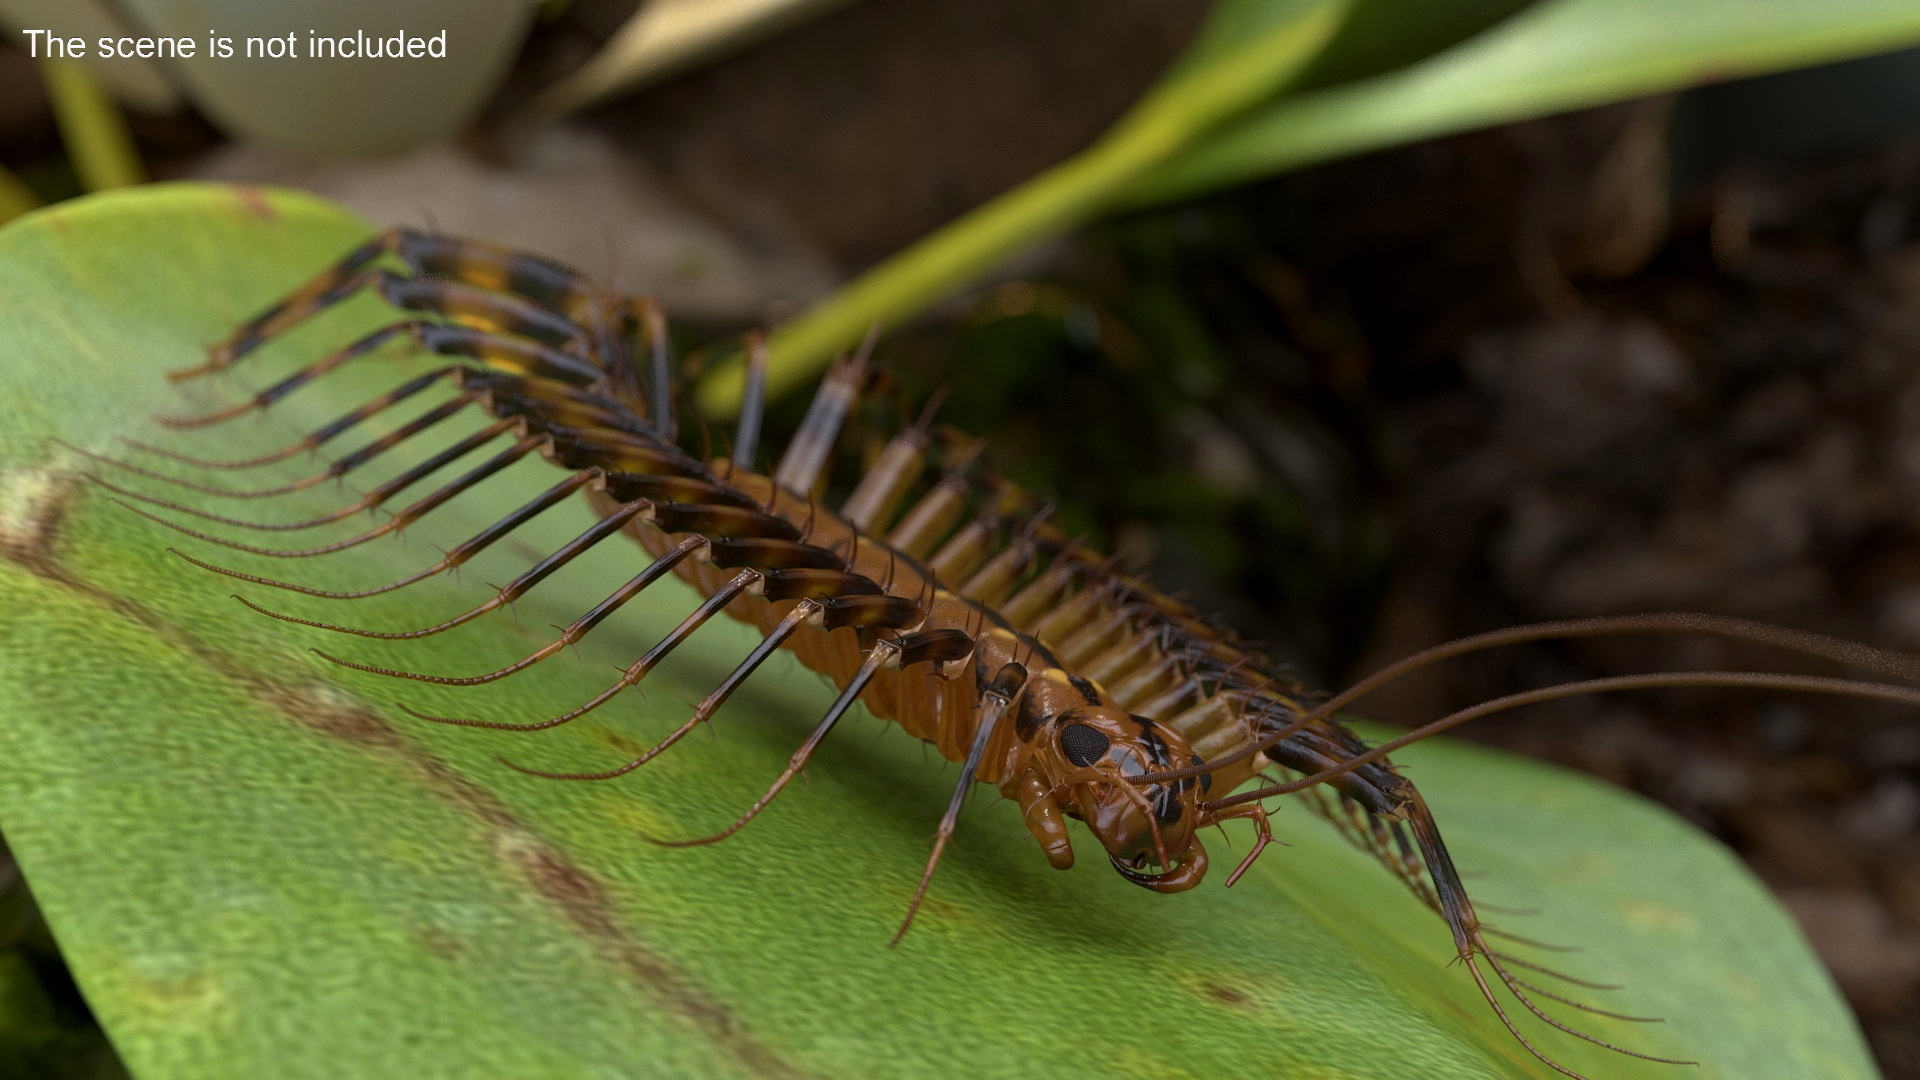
1191;754;1213;794
1059;722;1111;768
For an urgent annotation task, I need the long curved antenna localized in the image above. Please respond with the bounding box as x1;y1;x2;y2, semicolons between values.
418;568;757;735
642;641;895;846
1209;669;1920;809
1139;612;1920;786
317;536;701;683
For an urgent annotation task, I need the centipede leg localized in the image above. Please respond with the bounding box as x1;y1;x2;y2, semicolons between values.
175;466;602;599
771;327;878;496
188;229;601;378
97;409;514;532
236;494;648;639
437;567;760;739
644;642;896;846
118;429;539;558
731;333;768;471
321;535;704;684
892;662;1026;944
78;374;478;502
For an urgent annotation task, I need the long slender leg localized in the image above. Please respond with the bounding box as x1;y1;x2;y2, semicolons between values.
161;322;423;427
111;418;522;539
500;598;818;775
771;325;879;495
891;662;1026;944
119;433;540;559
627;299;676;442
644;641;896;846
428;568;758;736
318;534;703;682
96;407;510;530
171;468;601;599
71;369;472;496
236;497;651;639
731;332;768;471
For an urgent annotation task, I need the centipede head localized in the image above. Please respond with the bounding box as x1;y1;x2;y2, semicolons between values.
1036;706;1213;892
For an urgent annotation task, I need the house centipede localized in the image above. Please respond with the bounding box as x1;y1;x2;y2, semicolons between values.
84;228;1920;1079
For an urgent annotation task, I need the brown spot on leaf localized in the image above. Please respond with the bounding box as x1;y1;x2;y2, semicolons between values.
231;185;276;222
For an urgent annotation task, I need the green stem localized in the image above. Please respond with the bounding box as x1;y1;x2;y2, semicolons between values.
695;1;1345;417
41;59;147;192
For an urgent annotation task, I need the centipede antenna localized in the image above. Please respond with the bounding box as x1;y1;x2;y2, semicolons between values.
643;642;895;846
1207;670;1920;810
112;434;541;559
167;469;603;600
911;385;950;434
316;536;703;688
893;679;1018;945
432;568;758;740
732;332;768;470
1153;612;1920;790
234;499;650;640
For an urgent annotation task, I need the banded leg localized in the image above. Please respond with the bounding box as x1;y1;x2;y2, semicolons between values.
236;496;651;638
173;467;603;599
123;430;541;562
892;661;1026;944
645;641;897;846
319;535;703;684
189;229;600;377
77;367;474;493
437;569;761;738
772;325;879;496
100;407;513;531
501;598;819;774
731;332;768;471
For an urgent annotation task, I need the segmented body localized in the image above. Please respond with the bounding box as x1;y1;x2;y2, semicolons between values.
102;228;1805;1079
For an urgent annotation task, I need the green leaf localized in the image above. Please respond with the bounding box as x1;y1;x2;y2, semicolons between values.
1128;0;1920;206
0;183;1879;1079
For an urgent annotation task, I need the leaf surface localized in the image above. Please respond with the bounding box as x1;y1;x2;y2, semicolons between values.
0;184;1880;1080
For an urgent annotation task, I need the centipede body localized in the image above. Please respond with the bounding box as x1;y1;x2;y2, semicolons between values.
106;225;1918;1079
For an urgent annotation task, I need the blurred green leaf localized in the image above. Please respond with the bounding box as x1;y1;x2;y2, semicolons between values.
39;58;145;192
0;164;39;226
0;184;1879;1079
1129;0;1920;205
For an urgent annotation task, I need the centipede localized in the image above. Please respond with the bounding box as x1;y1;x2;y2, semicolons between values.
79;228;1920;1079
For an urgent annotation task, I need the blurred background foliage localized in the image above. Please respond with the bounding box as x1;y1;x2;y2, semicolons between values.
11;0;1920;1075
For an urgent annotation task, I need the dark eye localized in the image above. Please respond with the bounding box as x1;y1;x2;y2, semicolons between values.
1059;723;1111;767
1191;754;1213;794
